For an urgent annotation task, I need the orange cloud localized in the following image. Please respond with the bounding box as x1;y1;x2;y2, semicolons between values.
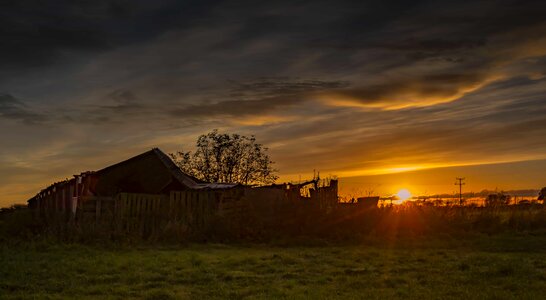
319;74;500;110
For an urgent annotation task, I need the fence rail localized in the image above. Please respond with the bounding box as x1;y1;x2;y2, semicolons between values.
70;191;220;235
31;180;340;237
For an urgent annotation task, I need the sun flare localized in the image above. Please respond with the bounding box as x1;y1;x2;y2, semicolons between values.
396;188;412;201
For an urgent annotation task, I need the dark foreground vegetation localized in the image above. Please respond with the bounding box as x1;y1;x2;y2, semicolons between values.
3;201;546;244
1;204;546;299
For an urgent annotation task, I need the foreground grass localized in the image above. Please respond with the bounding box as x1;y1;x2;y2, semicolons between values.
1;234;546;299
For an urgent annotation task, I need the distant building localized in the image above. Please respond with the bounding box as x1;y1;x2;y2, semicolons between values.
357;196;380;208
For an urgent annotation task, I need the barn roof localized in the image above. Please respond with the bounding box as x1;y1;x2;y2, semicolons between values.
153;148;239;190
96;148;238;190
27;148;238;203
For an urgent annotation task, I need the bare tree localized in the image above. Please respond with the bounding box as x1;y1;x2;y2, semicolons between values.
486;192;511;206
170;130;278;185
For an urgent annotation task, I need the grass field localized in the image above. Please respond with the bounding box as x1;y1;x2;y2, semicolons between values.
2;234;546;299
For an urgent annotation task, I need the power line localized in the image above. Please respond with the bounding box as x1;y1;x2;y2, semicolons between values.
455;177;465;205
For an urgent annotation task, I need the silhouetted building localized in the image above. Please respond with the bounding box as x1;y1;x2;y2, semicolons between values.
357;196;380;208
27;148;237;211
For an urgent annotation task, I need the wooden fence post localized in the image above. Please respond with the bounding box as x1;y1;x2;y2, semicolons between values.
96;198;102;223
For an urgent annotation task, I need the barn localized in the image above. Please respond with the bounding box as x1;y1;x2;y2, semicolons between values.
27;148;237;213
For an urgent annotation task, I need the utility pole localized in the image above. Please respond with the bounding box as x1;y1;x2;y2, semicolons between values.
455;177;465;206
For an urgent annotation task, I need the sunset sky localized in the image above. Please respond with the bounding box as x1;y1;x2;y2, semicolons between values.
2;0;546;206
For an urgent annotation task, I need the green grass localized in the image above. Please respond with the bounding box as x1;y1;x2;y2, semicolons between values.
1;234;546;299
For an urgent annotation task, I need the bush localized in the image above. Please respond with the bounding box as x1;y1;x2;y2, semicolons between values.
0;205;41;241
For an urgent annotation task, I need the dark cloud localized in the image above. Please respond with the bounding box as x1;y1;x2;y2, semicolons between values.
171;78;348;118
228;77;349;99
0;0;220;71
171;96;299;118
93;90;143;115
0;94;45;123
108;90;139;104
325;73;486;108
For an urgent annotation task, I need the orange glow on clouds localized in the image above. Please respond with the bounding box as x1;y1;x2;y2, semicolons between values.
318;75;503;110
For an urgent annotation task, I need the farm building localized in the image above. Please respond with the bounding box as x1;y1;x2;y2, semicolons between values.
26;148;339;235
357;196;380;208
27;148;237;214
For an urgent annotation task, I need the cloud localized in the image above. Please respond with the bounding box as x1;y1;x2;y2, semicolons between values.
320;73;494;109
91;89;145;115
3;0;546;205
168;78;348;119
0;0;219;71
0;94;46;124
250;74;546;177
228;77;349;99
171;96;299;118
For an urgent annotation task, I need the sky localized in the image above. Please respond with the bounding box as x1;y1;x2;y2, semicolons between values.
2;0;546;206
339;159;546;199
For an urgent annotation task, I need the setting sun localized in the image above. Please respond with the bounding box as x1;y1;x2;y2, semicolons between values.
396;188;412;201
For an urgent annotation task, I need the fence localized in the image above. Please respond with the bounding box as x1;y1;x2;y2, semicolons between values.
31;180;340;237
71;191;218;235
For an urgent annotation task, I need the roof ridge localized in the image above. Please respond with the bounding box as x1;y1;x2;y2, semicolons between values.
151;148;201;188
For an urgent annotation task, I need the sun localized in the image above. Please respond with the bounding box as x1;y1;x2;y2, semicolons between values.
396;188;412;201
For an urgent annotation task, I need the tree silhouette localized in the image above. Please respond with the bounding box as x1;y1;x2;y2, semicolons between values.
170;130;278;185
486;192;510;206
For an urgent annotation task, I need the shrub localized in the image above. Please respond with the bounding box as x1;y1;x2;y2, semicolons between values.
0;205;41;241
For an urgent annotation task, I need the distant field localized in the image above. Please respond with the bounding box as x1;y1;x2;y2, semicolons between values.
1;234;546;299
